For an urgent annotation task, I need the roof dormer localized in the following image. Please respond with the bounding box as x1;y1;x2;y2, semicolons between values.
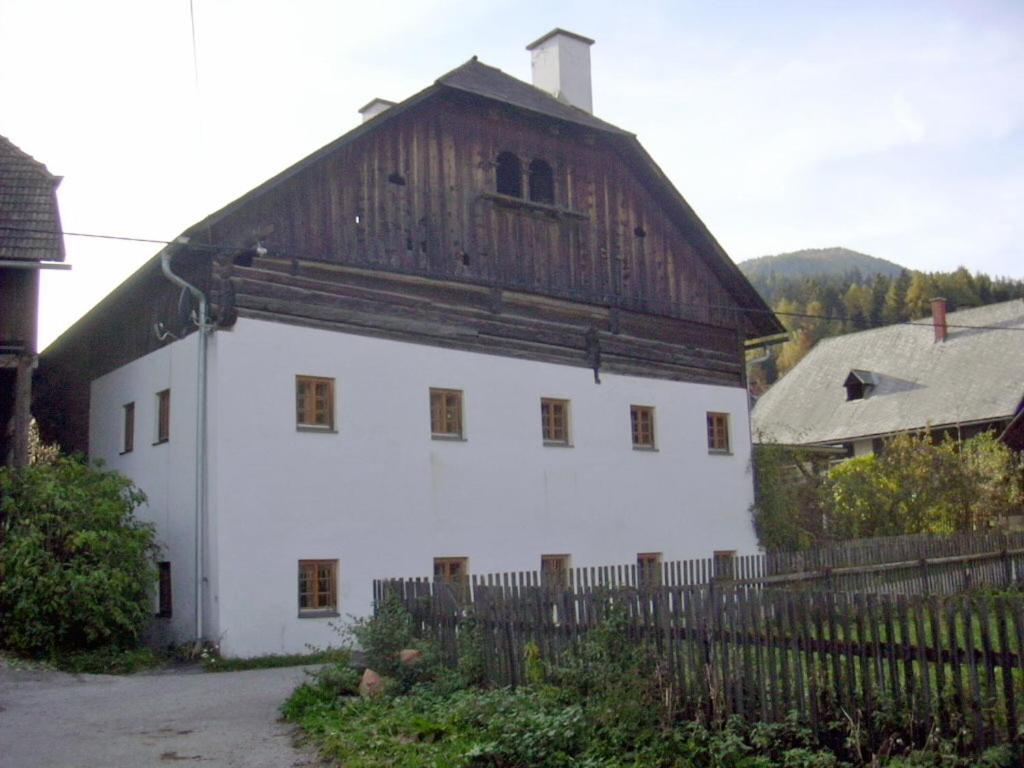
844;370;877;401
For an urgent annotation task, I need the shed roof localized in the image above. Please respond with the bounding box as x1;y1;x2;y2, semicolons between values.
0;135;64;262
752;300;1024;445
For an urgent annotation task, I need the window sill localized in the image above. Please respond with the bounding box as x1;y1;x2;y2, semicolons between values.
298;610;340;619
482;192;588;220
543;441;573;448
155;612;172;620
431;434;466;442
632;445;658;452
296;425;338;434
152;439;169;446
708;449;732;456
119;449;133;456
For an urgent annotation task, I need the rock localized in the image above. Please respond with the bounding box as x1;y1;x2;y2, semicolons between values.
398;649;423;666
358;668;384;697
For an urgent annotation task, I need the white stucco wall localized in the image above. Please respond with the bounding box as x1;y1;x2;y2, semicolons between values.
209;318;758;657
89;316;760;656
852;438;874;457
89;336;204;647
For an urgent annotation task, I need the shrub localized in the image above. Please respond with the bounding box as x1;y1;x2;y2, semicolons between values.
348;594;442;691
0;457;157;656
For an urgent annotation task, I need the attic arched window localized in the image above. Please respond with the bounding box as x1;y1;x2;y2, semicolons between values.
495;152;522;197
528;158;554;205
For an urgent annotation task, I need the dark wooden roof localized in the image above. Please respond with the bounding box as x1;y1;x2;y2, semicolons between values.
0;135;64;262
437;59;627;136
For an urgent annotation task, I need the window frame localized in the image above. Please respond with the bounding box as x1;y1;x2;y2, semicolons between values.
122;402;135;454
541;554;571;588
630;404;656;450
540;398;571;446
433;556;469;584
706;411;731;454
495;151;523;198
295;375;336;431
156;561;172;618
298;559;339;617
429;388;464;439
155;389;170;445
637;552;663;586
528;158;555;205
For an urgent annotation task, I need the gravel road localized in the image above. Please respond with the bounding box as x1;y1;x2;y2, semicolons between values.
0;662;322;768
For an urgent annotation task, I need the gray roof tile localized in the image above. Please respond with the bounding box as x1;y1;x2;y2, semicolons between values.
0;136;64;262
752;300;1024;444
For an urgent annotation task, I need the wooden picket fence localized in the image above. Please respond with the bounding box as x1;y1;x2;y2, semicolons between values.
373;532;1024;752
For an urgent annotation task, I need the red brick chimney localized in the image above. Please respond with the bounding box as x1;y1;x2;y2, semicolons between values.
931;297;948;342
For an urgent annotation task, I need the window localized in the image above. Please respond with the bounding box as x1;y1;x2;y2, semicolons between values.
495;151;522;197
157;561;172;618
707;412;730;453
430;388;463;438
528;158;554;204
434;557;468;584
122;402;135;454
541;554;570;588
713;550;737;580
637;552;663;586
630;405;655;449
156;389;170;444
541;398;570;445
298;560;338;614
296;376;335;429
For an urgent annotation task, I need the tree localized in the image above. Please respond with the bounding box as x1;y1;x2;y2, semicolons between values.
0;457;157;656
750;443;827;550
752;431;1023;548
821;432;1023;539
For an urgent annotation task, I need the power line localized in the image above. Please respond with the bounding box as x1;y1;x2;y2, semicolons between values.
4;223;1024;333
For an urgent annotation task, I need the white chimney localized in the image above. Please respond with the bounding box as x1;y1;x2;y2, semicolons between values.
358;98;397;123
526;29;595;114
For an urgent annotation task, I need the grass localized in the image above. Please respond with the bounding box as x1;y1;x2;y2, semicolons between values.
201;647;350;672
45;647;166;675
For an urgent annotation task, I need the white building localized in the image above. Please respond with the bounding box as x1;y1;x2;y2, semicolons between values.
39;30;782;657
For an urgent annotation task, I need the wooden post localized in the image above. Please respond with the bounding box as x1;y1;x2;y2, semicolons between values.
11;354;33;469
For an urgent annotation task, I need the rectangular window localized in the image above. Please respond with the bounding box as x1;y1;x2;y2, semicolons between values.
433;556;468;584
122;402;135;454
298;559;338;614
637;552;663;586
296;376;335;429
713;550;737;580
430;388;463;438
541;554;571;588
541;398;570;445
157;561;172;618
630;405;655;449
707;412;730;453
156;389;170;443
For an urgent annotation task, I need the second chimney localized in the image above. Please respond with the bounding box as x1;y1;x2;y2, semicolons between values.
526;29;595;114
358;98;396;123
931;297;948;343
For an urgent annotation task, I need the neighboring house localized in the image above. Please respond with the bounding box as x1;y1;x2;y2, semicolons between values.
0;136;65;467
36;30;783;657
752;298;1024;456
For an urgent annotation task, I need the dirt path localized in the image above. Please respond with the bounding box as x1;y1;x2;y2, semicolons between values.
0;662;322;768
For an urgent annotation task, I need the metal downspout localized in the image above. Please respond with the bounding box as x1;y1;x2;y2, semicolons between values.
160;241;209;644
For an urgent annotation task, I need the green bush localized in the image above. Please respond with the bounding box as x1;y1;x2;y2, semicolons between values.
0;457;157;656
348;595;443;691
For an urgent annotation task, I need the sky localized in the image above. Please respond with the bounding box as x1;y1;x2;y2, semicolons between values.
2;0;1022;349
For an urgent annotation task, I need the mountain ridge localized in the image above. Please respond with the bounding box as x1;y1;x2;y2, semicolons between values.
739;247;905;283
